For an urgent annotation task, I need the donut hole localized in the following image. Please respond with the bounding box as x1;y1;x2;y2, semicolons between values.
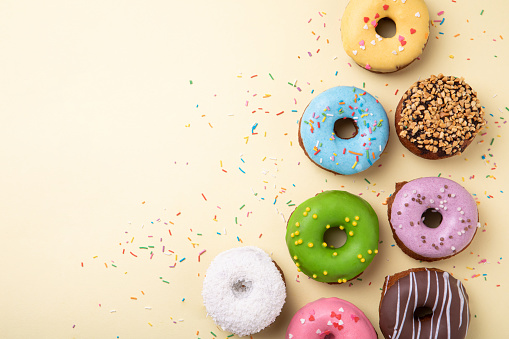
323;227;347;248
421;208;443;229
334;118;358;139
231;279;253;298
414;306;433;320
375;17;397;38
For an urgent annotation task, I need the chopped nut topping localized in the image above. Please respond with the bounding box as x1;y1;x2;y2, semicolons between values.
398;74;485;155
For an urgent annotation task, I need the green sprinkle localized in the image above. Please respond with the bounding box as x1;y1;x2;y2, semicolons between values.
235;217;237;224
357;278;363;281
227;335;234;338
364;178;371;184
438;173;442;177
211;332;217;337
139;247;148;249
363;82;365;88
288;82;294;86
189;80;193;84
197;233;202;236
148;246;154;248
111;264;117;267
288;204;295;206
162;280;170;284
240;204;245;210
490;138;494;145
480;9;484;15
269;73;274;80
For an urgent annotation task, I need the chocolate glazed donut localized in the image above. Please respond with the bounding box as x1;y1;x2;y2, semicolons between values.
379;268;470;339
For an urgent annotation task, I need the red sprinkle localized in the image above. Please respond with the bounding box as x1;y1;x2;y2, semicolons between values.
383;4;389;10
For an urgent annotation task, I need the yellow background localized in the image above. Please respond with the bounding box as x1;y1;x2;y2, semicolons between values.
0;0;507;338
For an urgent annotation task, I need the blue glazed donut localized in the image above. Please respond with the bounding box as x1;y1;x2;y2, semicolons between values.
298;86;389;175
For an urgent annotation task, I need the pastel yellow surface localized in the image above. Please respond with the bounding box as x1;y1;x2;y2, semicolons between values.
341;0;430;72
0;0;507;338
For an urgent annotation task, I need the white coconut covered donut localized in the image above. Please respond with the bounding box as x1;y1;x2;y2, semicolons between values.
202;246;286;337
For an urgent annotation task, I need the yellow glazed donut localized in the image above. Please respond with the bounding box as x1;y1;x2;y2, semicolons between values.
341;0;430;73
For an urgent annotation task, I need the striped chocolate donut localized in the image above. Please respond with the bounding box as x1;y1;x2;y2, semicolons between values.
379;267;470;339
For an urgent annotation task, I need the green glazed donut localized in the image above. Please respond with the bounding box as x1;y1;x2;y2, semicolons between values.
286;190;379;283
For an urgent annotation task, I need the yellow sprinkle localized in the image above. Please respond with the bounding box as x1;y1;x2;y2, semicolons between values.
345;217;350;222
297;268;301;272
323;271;328;275
296;262;300;267
352;221;357;226
312;214;318;219
295;222;300;227
355;216;360;220
357;254;362;259
361;258;366;262
293;256;298;260
343;278;347;283
294;240;299;245
322;242;328;247
326;224;331;229
308;242;314;248
349;231;354;236
298;239;303;244
374;249;378;254
368;249;373;255
313;274;317;279
333;252;338;256
306;207;311;212
303;211;308;216
148;322;153;327
295;231;300;236
291;233;295;238
339;225;345;230
449;55;454;59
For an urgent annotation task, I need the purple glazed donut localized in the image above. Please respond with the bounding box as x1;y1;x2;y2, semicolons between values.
387;177;479;261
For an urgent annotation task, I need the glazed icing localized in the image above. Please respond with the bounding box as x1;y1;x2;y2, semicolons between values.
379;268;470;339
299;86;389;175
202;247;286;337
287;297;377;339
341;0;430;72
286;190;379;283
390;177;478;259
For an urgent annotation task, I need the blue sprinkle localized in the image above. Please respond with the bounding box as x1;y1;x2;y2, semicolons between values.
179;258;186;262
239;167;246;173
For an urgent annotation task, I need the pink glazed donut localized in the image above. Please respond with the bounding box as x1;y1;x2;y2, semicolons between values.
286;297;377;339
387;177;479;261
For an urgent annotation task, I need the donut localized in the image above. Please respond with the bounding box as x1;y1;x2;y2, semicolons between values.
379;267;470;339
341;0;430;72
286;297;377;339
396;74;486;159
286;190;379;283
387;177;479;261
298;86;389;175
202;246;286;336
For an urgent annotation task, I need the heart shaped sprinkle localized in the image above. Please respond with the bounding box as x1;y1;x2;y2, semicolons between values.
309;315;315;321
352;315;360;323
338;320;344;325
364;17;369;23
371;40;376;45
359;40;365;46
363;24;369;29
392;50;397;55
300;318;305;324
376;34;383;41
375;13;380;19
398;35;405;41
371;20;377;27
316;329;322;334
353;50;358;55
399;46;404;51
339;308;344;312
415;12;421;17
360;45;366;50
327;321;333;325
401;40;407;46
410;28;416;34
383;4;389;10
365;64;372;70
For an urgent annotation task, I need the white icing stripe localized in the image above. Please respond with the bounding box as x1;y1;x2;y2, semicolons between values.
384;275;390;296
434;272;449;339
413;271;419;339
446;275;452;339
394;272;414;339
424;269;430;304
416;319;421;339
429;271;439;339
392;282;401;338
457;280;464;328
